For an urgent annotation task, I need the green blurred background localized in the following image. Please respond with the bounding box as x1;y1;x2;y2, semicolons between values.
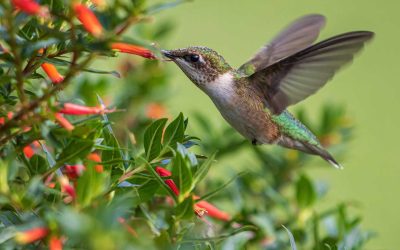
149;0;399;248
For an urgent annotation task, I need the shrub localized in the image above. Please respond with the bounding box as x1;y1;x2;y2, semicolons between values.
0;1;373;249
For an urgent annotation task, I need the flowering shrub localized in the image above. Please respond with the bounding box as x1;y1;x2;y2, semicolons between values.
0;1;374;249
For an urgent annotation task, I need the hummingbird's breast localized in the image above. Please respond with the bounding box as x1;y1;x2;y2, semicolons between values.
203;72;280;143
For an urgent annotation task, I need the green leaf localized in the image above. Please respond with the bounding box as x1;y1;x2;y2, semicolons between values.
76;160;109;207
141;159;177;201
146;0;192;15
283;225;298;250
144;118;168;161
0;226;16;244
29;155;49;175
296;174;317;208
0;160;9;194
182;225;257;243
57;139;94;164
171;152;193;199
162;113;184;151
134;179;160;203
102;129;124;170
97;94;129;170
193;152;216;186
200;171;247;201
175;196;194;220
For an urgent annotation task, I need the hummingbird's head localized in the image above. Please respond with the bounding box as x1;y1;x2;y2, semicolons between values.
162;46;232;86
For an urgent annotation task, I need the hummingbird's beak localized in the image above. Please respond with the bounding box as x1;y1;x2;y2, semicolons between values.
161;50;176;60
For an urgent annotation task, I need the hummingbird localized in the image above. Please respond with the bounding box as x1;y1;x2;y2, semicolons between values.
162;14;373;168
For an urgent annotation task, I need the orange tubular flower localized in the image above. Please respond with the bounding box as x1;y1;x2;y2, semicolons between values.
111;43;156;59
87;153;103;173
55;113;74;131
155;166;180;196
15;227;49;244
12;0;49;17
118;217;138;237
49;236;63;250
41;63;64;84
146;103;167;119
59;103;115;116
73;3;103;37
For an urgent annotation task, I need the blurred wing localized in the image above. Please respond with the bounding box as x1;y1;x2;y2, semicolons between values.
249;31;374;114
238;14;326;75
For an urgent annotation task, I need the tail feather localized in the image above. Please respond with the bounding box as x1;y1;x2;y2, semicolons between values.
304;143;343;169
278;136;343;169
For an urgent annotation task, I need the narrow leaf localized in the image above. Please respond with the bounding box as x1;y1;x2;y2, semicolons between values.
282;225;298;250
144;119;168;161
200;171;247;201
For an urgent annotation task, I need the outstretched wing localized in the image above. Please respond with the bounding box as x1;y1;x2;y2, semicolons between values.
248;31;374;114
238;14;326;75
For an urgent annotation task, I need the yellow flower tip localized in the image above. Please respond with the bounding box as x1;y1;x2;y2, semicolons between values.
15;227;49;244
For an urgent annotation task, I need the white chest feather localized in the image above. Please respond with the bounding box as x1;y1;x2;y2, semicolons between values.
202;72;235;104
201;72;266;142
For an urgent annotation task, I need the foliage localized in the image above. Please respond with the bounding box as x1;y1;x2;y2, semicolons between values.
0;0;374;249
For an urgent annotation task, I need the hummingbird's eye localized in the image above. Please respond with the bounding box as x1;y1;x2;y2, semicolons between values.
186;54;199;63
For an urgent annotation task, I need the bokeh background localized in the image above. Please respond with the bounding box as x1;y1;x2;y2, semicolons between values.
146;0;399;248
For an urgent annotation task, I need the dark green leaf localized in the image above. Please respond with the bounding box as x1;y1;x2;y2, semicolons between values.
144;118;168;161
200;171;247;201
171;152;193;198
296;174;316;208
29;155;49;175
57;139;94;164
162;112;184;151
193;152;216;186
175;196;194;220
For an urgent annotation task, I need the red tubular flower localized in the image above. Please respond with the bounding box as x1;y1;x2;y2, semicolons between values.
41;63;64;84
0;112;14;126
111;43;156;59
87;153;103;173
155;166;230;221
12;0;49;17
49;236;63;250
23;145;35;158
59;103;115;116
23;141;41;159
15;227;49;244
63;164;86;180
55;113;74;131
73;3;103;37
155;166;180;196
194;200;231;221
58;176;76;199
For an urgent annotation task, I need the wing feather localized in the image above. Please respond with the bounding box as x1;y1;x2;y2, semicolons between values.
249;31;374;114
238;14;326;75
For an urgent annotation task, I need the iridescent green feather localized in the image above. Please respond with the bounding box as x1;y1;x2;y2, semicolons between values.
271;110;320;146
